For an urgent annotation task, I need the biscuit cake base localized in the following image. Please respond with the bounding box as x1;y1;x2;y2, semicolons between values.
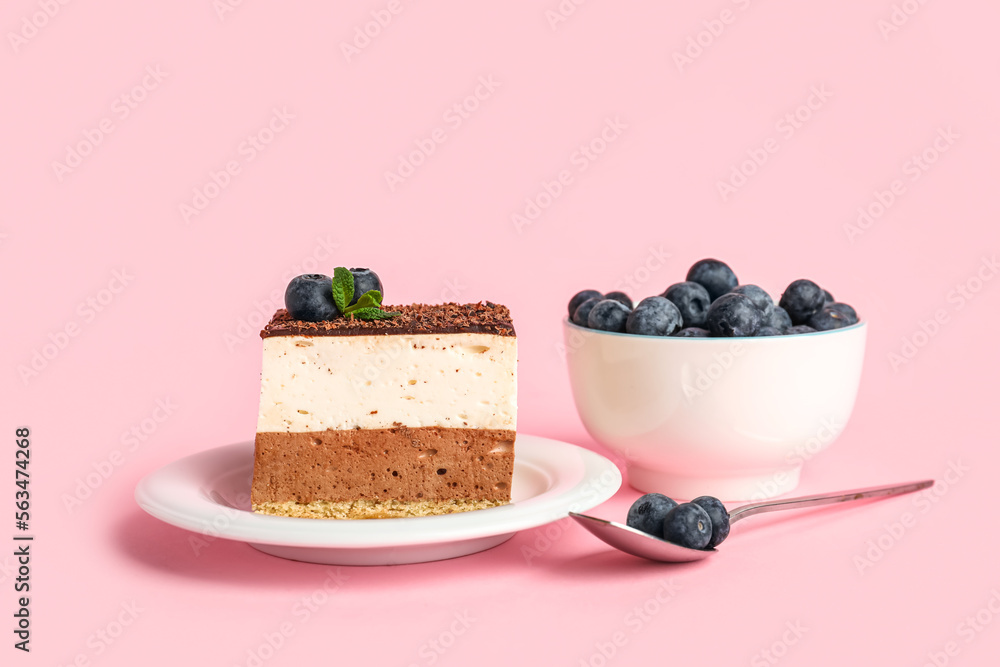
252;426;515;519
254;499;505;520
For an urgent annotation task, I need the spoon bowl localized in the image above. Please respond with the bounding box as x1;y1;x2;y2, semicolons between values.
570;479;934;562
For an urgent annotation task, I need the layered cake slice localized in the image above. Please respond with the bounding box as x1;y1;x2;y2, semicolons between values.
251;268;516;519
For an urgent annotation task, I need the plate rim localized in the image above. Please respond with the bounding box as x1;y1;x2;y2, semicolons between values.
135;433;622;549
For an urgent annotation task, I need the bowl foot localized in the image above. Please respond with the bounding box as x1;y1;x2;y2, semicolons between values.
627;465;801;502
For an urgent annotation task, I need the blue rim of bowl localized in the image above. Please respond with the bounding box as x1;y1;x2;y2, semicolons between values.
563;317;866;340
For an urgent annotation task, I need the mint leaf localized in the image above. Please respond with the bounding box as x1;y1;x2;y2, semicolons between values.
344;291;381;314
332;267;353;313
331;272;397;320
352;308;401;320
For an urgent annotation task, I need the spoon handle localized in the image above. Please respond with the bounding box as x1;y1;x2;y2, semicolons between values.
727;479;934;524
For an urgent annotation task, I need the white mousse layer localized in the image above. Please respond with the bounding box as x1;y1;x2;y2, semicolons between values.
257;333;517;433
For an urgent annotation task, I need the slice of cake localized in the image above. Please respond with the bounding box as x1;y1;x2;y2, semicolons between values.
251;268;516;519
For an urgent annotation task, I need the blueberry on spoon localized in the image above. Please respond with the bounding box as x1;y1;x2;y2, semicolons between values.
626;493;679;538
691;496;730;548
662;503;713;550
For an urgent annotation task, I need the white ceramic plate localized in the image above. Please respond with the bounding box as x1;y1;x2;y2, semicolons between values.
135;434;621;566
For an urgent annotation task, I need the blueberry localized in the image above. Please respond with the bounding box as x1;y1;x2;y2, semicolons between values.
285;274;340;321
756;326;782;336
806;306;846;331
571;297;603;327
686;259;738;301
691;496;730;548
626;493;678;537
786;324;817;335
730;284;774;320
705;293;762;337
662;503;713;550
587;299;630;333
778;279;826;325
768;305;793;332
605;291;633;310
662;281;711;328
823;289;835;303
626;296;682;336
348;268;384;305
825;302;858;324
674;327;710;337
569;289;603;317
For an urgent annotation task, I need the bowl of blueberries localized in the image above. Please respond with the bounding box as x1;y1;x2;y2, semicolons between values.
564;258;866;501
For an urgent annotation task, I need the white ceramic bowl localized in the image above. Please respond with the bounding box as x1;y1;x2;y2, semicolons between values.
563;319;867;501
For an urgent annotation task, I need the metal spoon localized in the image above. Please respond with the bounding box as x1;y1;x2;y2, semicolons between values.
569;479;934;563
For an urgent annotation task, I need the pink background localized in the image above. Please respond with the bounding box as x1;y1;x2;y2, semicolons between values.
4;1;1000;665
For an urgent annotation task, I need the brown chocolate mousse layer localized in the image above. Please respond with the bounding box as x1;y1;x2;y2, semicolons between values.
261;302;515;339
251;426;515;507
